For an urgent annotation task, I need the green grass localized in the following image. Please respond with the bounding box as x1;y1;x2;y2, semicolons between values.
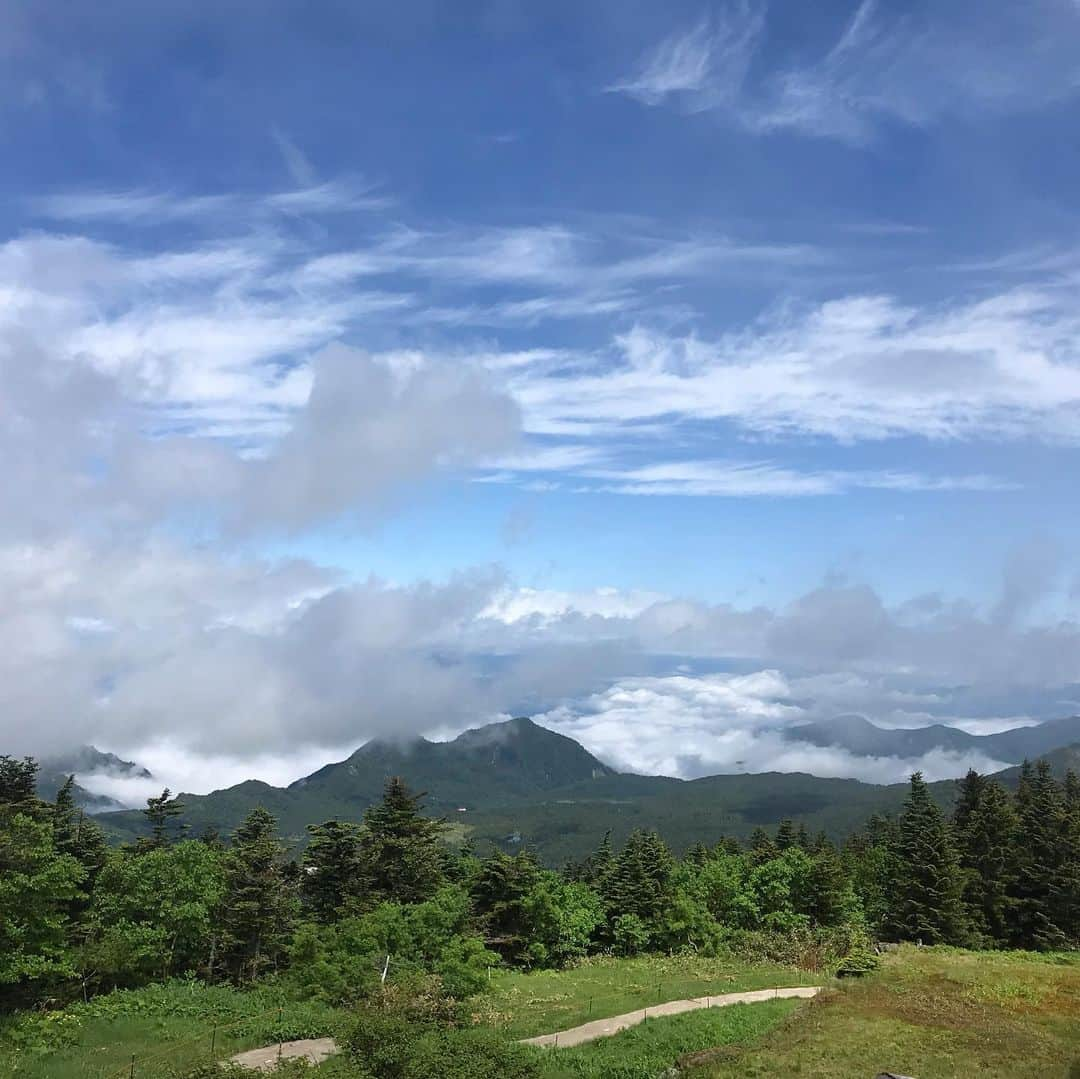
477;953;822;1038
0;980;344;1079
694;945;1080;1079
532;1000;799;1079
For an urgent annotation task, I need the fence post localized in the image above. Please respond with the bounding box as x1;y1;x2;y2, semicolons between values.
588;996;593;1015
278;1007;284;1059
210;1025;217;1057
129;1054;135;1078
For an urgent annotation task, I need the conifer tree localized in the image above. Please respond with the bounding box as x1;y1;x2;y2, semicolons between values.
1010;760;1069;948
359;777;448;903
953;777;1017;944
219;808;297;981
0;757;45;818
602;830;674;928
953;770;987;836
775;819;798;851
301;819;366;921
138;789;186;852
748;826;779;865
805;845;854;926
471;849;544;964
884;773;968;945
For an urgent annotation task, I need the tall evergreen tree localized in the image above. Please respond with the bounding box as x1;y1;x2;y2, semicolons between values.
470;849;544;965
775;819;798;851
748;826;779;865
1009;760;1069;949
884;773;968;945
602;830;674;927
804;845;854;927
953;777;1017;945
952;769;988;836
219;808;297;981
301;820;366;921
359;777;448;904
0;756;44;818
138;789;186;852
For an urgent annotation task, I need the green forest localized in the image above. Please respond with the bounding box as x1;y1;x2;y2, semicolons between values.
2;754;1080;1077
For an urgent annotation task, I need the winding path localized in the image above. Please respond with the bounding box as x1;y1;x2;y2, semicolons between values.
228;985;824;1070
520;986;823;1049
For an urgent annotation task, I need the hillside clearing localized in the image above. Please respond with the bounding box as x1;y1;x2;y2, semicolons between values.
693;945;1080;1079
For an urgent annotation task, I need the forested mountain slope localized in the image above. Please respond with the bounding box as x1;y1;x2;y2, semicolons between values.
91;715;1080;861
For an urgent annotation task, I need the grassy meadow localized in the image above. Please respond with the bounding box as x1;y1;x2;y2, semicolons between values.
695;945;1080;1079
532;1000;799;1079
5;947;1080;1078
477;952;823;1038
0;981;344;1079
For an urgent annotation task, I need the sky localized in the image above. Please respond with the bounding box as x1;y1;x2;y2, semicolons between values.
5;0;1080;798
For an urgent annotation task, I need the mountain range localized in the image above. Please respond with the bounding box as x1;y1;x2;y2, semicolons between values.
783;713;1080;762
37;745;154;813
87;716;1080;865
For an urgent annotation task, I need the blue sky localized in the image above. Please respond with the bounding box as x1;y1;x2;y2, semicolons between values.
5;0;1080;790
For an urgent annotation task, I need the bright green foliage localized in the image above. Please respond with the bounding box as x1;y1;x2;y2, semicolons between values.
691;849;759;929
0;810;84;1004
360;777;449;904
748;847;812;933
288;884;498;1002
883;773;968;945
82;841;227;987
346;1007;540;1079
219;808;299;982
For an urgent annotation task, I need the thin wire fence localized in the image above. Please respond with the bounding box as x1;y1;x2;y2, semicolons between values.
99;1000;310;1079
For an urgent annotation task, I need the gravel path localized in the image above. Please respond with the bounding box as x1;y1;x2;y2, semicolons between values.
228;985;823;1069
229;1036;338;1071
520;986;824;1049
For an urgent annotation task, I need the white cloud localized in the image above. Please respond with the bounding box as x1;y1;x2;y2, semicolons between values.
509;290;1080;444
535;670;1014;781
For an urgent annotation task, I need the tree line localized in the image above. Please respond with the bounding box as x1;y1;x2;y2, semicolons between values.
1;754;1078;1015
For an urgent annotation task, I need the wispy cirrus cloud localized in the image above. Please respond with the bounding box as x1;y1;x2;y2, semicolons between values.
609;1;1080;142
508;288;1080;444
579;460;1011;498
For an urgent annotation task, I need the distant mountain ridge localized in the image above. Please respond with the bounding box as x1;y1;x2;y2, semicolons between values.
783;713;1080;763
87;716;1080;863
291;716;615;810
37;745;153;813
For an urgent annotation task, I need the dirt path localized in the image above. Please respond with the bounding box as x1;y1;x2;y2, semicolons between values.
520;986;823;1049
229;1036;338;1071
227;985;823;1069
